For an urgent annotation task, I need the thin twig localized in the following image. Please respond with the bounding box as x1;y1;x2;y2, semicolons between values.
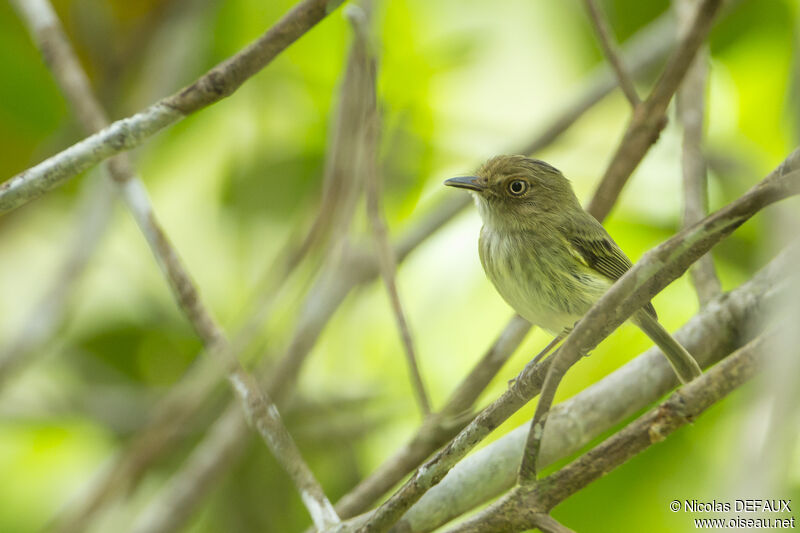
585;0;723;222
352;5;431;416
0;0;343;214
445;333;770;532
518;150;800;483
581;0;640;107
347;148;800;532
675;0;722;305
11;0;340;529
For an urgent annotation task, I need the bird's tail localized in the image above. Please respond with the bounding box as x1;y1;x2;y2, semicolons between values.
632;309;702;384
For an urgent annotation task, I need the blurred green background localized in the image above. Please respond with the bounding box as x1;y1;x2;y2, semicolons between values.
0;0;798;531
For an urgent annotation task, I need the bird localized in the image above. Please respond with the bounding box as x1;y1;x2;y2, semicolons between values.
444;155;702;383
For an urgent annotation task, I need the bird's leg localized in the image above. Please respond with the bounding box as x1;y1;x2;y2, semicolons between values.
532;328;569;364
508;329;570;388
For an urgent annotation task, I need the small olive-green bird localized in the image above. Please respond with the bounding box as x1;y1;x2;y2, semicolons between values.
445;155;702;383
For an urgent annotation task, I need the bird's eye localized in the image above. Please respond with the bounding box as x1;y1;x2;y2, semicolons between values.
507;179;528;196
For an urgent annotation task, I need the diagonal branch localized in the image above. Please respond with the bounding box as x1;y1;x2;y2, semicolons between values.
517;8;675;156
0;0;343;214
354;5;431;416
581;0;640;107
446;332;770;532
10;0;339;529
585;0;723;222
675;0;722;305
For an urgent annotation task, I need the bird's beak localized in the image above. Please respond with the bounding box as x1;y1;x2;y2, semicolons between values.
444;176;485;192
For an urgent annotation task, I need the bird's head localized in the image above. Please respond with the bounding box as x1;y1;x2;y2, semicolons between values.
444;155;580;231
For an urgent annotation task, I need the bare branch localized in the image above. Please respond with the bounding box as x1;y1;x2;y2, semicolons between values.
520;149;800;482
581;0;640;107
0;0;343;214
585;0;723;222
10;0;339;529
445;332;770;532
517;7;675;155
675;0;722;305
351;6;431;416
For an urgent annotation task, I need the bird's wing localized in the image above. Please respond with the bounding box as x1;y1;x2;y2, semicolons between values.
567;220;658;319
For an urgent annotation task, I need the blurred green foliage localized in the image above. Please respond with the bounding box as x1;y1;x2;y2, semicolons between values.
0;0;798;532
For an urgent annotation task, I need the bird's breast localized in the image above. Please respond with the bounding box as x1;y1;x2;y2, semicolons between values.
478;226;610;333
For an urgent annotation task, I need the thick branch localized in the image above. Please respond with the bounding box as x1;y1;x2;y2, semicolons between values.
446;333;769;532
0;0;342;214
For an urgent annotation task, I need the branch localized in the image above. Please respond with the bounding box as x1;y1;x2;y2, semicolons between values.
581;0;640;107
675;0;722;305
353;6;431;416
0;0;343;214
584;0;723;222
348;147;800;532
517;6;675;155
445;332;770;532
387;243;794;532
520;148;800;482
10;0;339;529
